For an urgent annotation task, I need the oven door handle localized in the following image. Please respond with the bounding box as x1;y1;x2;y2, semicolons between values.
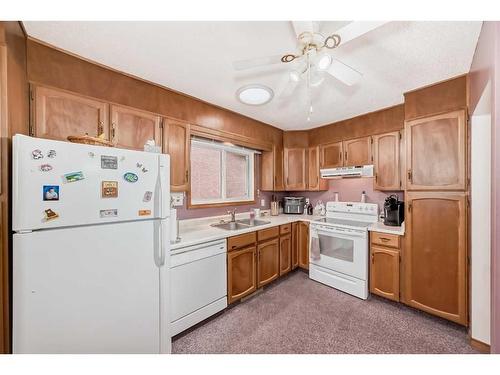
314;228;366;239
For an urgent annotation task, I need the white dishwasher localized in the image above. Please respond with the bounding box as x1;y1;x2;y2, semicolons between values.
170;239;227;336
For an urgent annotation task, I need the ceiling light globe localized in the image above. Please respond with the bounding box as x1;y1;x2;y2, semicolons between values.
317;55;332;71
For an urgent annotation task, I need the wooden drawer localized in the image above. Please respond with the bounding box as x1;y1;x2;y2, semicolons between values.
228;232;257;252
280;223;291;235
258;226;280;242
371;232;400;249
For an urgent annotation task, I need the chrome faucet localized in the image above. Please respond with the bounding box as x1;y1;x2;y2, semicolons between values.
227;208;237;222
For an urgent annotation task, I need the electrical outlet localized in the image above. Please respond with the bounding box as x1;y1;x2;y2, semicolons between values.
171;192;184;207
261;198;266;207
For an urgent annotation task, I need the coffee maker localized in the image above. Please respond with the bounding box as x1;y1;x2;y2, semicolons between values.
383;195;404;226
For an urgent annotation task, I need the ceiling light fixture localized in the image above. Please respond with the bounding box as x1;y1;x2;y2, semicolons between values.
317;54;332;71
236;84;274;106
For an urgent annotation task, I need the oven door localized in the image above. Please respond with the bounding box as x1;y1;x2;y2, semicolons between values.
310;225;368;280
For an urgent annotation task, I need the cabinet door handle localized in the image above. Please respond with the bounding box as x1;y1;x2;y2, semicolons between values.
97;121;104;136
185;170;189;181
375;173;378;183
380;237;391;242
344;151;347;161
111;122;116;140
407;169;412;182
371;253;374;264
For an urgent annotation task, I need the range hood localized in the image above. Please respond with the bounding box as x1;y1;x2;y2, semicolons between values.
320;165;374;178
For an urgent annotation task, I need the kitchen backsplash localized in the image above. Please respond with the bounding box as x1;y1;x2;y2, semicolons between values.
289;177;404;214
176;177;401;220
176;191;286;220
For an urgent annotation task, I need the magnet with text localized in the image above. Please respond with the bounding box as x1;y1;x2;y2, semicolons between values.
123;172;138;183
43;185;59;201
47;149;57;158
101;181;118;198
40;164;53;172
100;209;118;218
143;191;153;202
138;209;151;216
32;149;43;160
64;171;84;183
101;155;118;169
44;209;59;221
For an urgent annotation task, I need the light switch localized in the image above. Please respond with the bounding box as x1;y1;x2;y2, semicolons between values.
171;192;184;207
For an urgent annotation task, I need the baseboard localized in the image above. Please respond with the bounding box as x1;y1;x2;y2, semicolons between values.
470;338;491;353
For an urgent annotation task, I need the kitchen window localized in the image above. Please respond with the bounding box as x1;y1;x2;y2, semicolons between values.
190;138;257;206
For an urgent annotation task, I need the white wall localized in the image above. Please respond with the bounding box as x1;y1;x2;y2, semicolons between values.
471;81;492;345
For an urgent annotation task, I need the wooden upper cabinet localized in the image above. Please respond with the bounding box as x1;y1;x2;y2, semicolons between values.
261;144;284;191
257;238;280;288
279;235;292;276
405;110;466;191
33;85;109;141
291;222;299;270
320;141;343;168
370;245;400;302
308;146;328;191
344;136;372;166
298;221;310;270
227;245;257;304
110;105;161;150
372;131;401;190
274;144;285;191
163;119;190;192
284;148;306;191
403;191;467;325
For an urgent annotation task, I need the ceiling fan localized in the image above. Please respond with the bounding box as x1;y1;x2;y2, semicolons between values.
233;21;389;120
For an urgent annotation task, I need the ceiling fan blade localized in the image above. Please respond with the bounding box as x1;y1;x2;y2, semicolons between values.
233;55;284;71
277;76;300;99
335;21;389;46
291;21;315;38
326;58;363;86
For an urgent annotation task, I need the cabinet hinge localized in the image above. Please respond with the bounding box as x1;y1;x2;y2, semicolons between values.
370;137;373;144
399;131;402;140
408;203;412;212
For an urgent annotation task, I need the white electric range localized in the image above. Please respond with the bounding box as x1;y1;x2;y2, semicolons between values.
309;201;378;300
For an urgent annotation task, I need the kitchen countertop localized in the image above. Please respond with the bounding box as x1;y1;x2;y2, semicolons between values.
368;221;405;236
171;212;404;250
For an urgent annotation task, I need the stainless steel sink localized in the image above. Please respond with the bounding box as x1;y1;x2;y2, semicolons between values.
210;222;251;231
236;219;271;226
210;218;271;231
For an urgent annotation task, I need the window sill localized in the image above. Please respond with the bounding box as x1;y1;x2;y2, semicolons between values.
187;199;257;209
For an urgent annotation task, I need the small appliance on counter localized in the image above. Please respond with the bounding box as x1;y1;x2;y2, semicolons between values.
283;196;305;214
383;194;404;226
270;194;279;216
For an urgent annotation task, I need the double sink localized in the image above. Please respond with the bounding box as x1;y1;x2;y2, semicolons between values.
211;218;271;231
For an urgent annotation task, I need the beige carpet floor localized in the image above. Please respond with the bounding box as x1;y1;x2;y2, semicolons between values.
172;270;478;354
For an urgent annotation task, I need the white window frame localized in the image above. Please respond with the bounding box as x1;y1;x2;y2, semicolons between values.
190;138;257;205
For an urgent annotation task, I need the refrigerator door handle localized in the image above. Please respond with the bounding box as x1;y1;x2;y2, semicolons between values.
160;218;169;266
157;155;170;218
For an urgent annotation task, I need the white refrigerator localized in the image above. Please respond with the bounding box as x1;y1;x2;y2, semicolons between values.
12;134;171;354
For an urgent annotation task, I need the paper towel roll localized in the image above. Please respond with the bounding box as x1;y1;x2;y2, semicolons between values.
170;208;178;243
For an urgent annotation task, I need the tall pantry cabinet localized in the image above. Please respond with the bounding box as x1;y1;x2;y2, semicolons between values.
403;109;468;325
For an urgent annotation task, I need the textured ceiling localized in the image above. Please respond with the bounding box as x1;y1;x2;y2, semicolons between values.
23;21;482;130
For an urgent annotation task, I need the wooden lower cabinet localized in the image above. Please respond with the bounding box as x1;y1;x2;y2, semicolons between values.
370;244;400;302
257;238;280;287
227;245;257;304
298;221;309;270
403;191;467;325
279;234;292;276
291;222;299;269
